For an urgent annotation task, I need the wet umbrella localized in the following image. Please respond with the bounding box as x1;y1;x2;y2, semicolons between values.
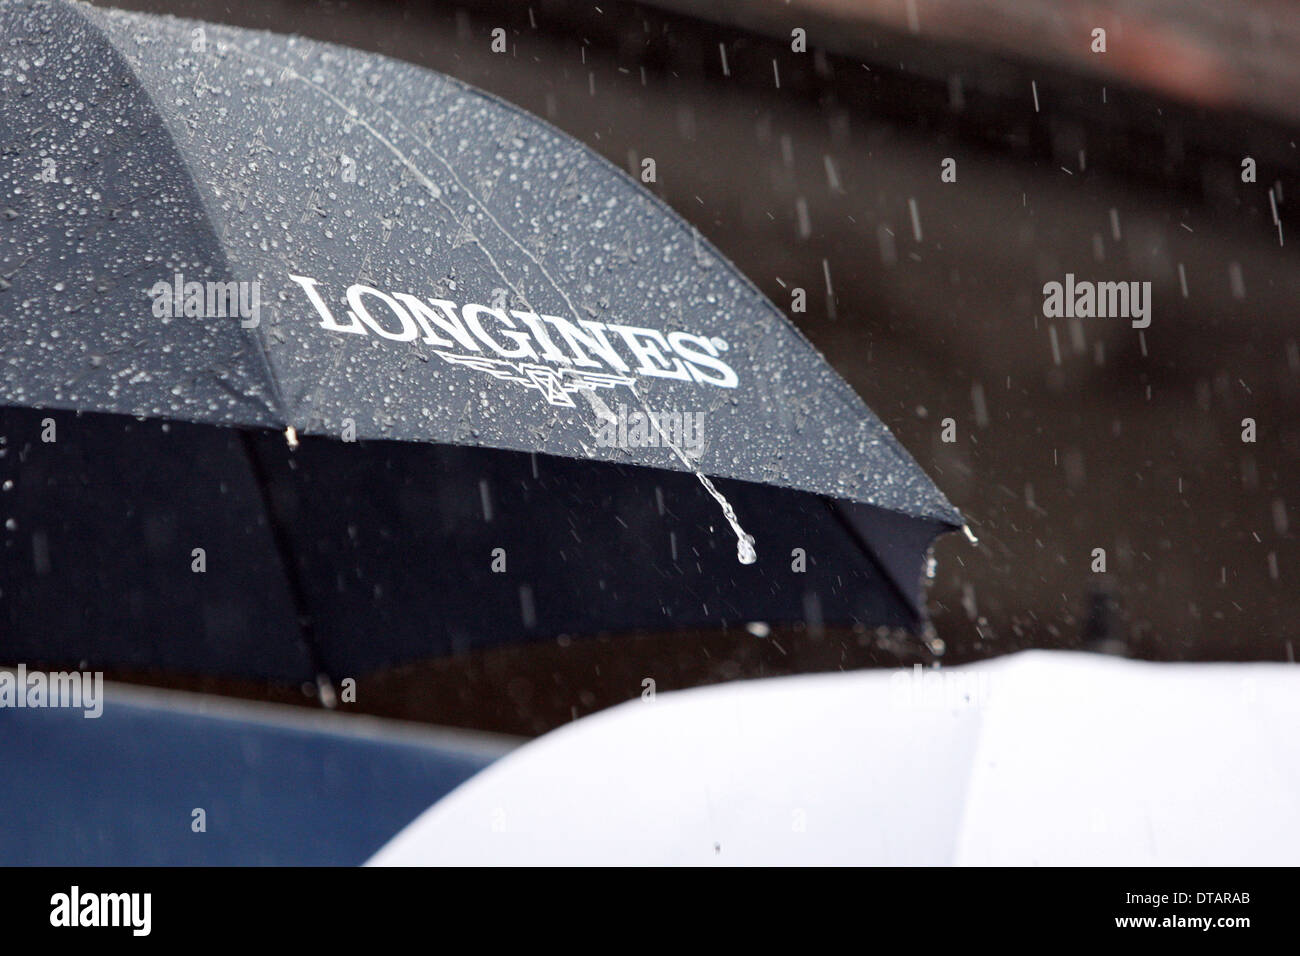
0;0;961;688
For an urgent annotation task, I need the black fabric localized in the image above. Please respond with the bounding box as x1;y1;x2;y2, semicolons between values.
1;406;927;682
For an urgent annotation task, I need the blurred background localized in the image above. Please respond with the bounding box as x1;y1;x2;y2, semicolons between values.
85;0;1298;736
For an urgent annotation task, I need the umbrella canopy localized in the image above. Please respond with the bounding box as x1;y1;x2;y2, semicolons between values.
368;651;1300;866
0;0;960;684
0;675;510;865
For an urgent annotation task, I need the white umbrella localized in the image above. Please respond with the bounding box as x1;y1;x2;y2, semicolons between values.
368;651;1300;865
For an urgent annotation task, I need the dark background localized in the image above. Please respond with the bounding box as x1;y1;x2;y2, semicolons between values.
83;0;1298;735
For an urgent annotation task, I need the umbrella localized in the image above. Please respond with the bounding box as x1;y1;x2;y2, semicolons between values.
0;0;961;687
0;673;511;865
367;650;1300;866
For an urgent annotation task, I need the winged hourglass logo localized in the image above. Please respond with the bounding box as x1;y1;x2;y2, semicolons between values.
432;351;637;407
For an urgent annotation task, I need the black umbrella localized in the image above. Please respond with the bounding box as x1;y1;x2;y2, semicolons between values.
0;0;962;688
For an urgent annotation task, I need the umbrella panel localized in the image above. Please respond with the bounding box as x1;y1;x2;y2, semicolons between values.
0;405;924;683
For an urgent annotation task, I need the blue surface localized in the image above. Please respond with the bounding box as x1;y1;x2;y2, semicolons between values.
0;697;497;865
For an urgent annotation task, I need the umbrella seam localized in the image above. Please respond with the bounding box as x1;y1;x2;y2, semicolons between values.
67;0;292;428
824;497;929;624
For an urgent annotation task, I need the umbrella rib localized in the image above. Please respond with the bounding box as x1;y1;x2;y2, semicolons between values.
57;0;292;427
237;430;335;700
